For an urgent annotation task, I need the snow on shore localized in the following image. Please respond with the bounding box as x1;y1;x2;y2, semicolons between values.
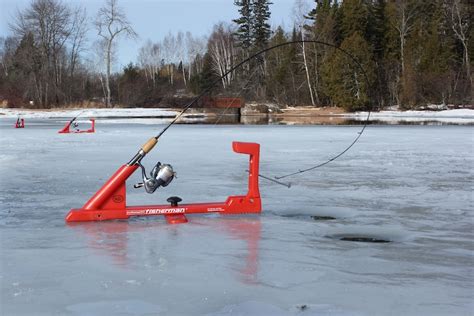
347;109;474;124
0;107;178;119
1;107;473;124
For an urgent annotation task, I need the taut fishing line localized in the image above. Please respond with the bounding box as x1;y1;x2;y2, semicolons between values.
208;66;293;188
153;40;373;186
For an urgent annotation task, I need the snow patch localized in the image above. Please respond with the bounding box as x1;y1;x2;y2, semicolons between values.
0;108;178;119
348;109;474;124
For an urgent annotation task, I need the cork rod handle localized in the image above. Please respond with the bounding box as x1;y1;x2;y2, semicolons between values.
141;137;158;154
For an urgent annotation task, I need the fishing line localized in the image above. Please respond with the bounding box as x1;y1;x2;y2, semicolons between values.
208;66;293;187
153;40;373;183
213;66;259;125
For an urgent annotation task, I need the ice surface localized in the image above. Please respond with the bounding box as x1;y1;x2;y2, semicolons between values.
1;118;473;315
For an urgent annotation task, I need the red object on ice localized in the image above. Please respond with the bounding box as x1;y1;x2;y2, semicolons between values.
65;141;261;224
58;119;95;133
14;118;25;128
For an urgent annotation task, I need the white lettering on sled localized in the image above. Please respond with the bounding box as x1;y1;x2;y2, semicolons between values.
144;208;186;215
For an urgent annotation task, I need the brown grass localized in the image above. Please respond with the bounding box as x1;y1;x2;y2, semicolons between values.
278;106;347;116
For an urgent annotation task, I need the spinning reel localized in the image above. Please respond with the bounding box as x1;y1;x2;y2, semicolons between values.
134;161;176;194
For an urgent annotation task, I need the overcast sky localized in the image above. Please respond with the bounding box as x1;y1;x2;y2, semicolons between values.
0;0;312;69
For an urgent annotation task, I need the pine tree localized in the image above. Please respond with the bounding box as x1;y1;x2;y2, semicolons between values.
368;0;390;107
321;31;375;111
340;0;369;41
233;0;253;51
307;0;340;44
401;0;453;107
306;1;342;105
189;52;218;94
252;0;272;51
265;27;294;104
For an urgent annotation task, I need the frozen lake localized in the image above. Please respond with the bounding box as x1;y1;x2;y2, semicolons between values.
1;119;473;315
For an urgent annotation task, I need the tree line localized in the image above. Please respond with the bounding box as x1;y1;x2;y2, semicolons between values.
0;0;471;111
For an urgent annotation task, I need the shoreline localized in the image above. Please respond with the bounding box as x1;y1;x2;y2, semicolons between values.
1;107;473;125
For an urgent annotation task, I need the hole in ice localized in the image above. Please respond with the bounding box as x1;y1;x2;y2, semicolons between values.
278;207;353;221
311;215;337;221
329;234;391;243
339;236;391;243
280;213;339;220
298;304;308;311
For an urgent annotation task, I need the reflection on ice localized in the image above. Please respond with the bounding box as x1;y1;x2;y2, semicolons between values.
66;299;162;315
69;217;262;285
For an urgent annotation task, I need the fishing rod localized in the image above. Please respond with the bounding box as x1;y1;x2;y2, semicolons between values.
14;115;25;128
66;41;372;223
72;110;86;124
64;109;86;128
58;109;97;134
127;40;373;185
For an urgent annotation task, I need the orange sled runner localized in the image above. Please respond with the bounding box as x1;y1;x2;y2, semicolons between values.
66;141;262;224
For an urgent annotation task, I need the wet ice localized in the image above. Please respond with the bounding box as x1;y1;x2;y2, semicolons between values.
1;119;473;315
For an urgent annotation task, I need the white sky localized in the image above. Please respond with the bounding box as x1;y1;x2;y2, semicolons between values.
0;0;312;69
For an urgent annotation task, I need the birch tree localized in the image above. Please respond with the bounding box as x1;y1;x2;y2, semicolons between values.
95;0;137;107
293;0;316;106
138;40;161;87
185;32;207;82
176;31;187;87
208;23;236;89
162;33;177;85
444;0;472;89
388;0;417;75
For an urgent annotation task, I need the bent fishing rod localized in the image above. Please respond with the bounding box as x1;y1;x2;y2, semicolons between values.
66;110;86;127
126;40;373;186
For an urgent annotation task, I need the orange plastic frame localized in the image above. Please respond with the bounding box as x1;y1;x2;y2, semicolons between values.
59;119;95;133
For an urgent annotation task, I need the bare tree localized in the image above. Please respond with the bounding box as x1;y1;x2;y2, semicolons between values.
293;0;316;106
162;33;178;85
95;0;137;107
185;32;207;81
11;0;74;107
208;23;236;89
0;37;18;77
389;0;418;75
175;31;187;87
69;7;88;79
138;40;161;87
444;0;472;90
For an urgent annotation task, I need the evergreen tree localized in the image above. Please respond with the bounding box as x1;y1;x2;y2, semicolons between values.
340;0;369;41
189;52;218;94
252;0;273;50
306;1;342;105
307;0;341;44
401;0;453;107
265;27;299;104
368;0;390;107
233;0;253;51
321;32;375;111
